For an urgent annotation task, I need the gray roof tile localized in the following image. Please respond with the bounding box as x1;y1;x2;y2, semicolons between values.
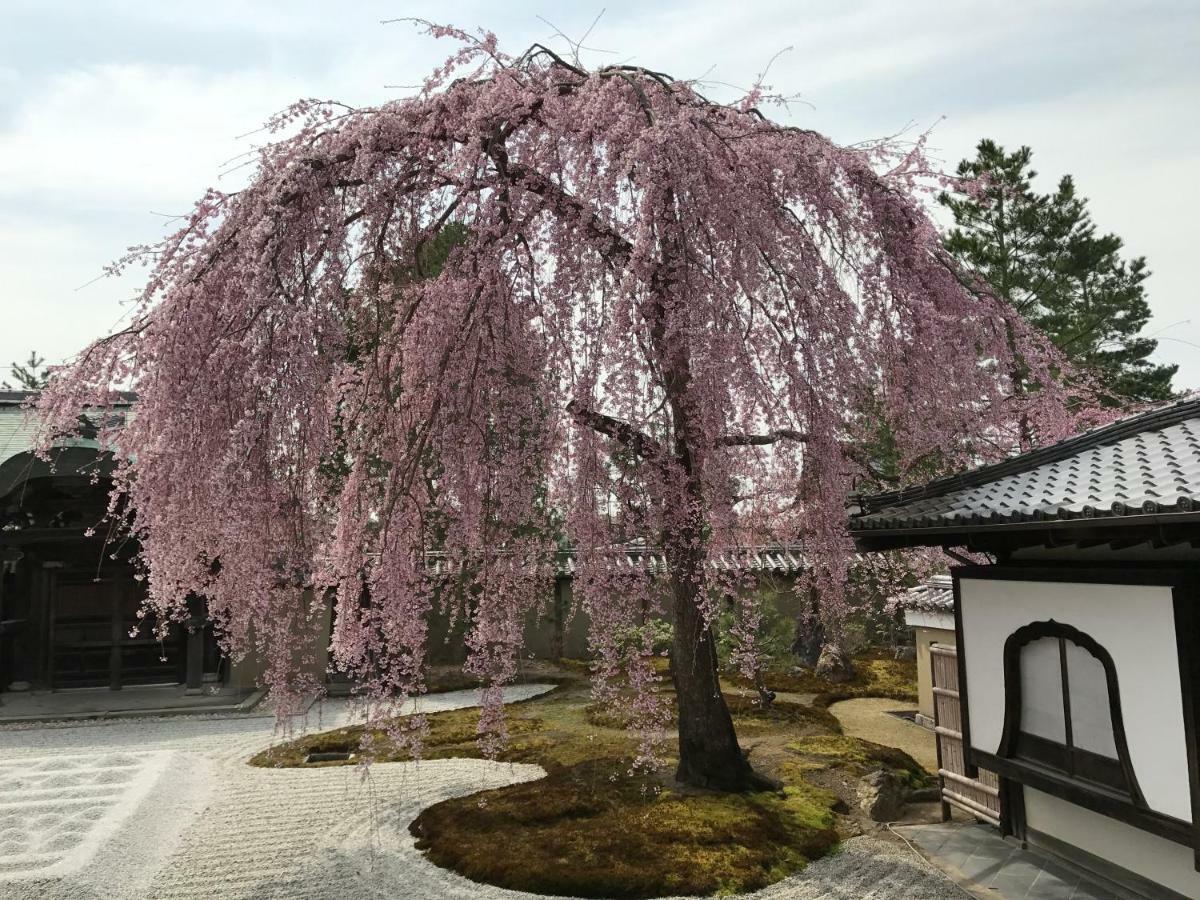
898;575;954;612
851;397;1200;534
423;544;808;578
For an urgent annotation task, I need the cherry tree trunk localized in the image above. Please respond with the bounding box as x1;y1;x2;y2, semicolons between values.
670;569;768;790
659;367;772;792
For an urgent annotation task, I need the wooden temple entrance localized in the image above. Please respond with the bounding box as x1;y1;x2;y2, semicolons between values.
930;642;1002;825
0;442;214;697
46;569;184;690
2;554;204;694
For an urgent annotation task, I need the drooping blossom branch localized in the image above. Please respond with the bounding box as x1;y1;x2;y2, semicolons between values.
33;23;1090;785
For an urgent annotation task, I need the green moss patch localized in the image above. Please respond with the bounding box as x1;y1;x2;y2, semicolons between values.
254;667;931;897
585;691;841;737
727;649;918;707
250;688;560;769
410;758;839;898
786;734;932;790
726;694;842;737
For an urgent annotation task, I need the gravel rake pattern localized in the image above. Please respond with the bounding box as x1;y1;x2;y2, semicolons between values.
0;685;966;899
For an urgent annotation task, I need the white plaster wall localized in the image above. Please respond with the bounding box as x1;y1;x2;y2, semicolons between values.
910;623;956;722
904;608;954;631
1025;787;1200;897
958;575;1190;821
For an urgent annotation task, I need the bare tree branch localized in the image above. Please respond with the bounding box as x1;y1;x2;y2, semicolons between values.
566;399;662;458
718;429;807;447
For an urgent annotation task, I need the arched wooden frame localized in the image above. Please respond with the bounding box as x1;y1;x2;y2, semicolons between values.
954;565;1200;867
998;619;1145;807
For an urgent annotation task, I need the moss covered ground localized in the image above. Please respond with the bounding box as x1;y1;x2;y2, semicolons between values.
251;656;929;898
725;648;919;707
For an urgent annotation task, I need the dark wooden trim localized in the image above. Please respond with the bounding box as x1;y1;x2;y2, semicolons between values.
1171;575;1200;870
851;514;1200;554
1003;775;1027;843
954;562;1193;587
998;619;1146;807
1013;732;1132;795
1057;638;1074;777
977;751;1193;847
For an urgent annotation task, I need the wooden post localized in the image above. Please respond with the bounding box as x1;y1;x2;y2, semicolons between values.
0;550;8;703
931;643;952;822
41;561;62;690
109;582;122;691
184;615;204;694
551;578;566;662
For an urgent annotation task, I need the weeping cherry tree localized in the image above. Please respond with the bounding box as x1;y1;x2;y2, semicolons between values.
37;26;1078;791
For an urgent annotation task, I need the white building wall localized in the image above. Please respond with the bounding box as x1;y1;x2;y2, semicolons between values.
1025;787;1200;897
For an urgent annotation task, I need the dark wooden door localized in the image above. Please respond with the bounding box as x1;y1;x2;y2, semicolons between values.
50;572;183;689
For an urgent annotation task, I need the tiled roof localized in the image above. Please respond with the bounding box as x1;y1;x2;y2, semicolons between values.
424;545;806;578
0;392;136;469
850;396;1200;536
0;391;136;406
898;575;954;612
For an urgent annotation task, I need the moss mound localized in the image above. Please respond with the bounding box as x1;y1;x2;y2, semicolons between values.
728;649;919;707
410;758;839;899
252;661;927;897
787;734;931;789
726;694;842;736
584;692;841;737
251;691;554;768
251;682;646;772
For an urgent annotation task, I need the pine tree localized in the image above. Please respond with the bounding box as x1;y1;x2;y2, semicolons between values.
4;351;49;391
940;140;1176;405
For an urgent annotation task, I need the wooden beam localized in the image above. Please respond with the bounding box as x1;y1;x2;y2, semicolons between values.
109;583;122;692
185;619;204;695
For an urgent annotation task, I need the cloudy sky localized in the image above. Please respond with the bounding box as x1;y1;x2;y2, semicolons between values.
3;1;1198;386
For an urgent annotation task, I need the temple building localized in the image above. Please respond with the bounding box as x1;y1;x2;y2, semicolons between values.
851;397;1200;899
0;391;225;703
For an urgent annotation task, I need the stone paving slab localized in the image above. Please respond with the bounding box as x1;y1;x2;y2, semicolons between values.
0;684;265;723
898;822;1122;899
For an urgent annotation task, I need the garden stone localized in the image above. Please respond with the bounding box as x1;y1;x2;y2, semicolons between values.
858;769;907;822
815;644;856;683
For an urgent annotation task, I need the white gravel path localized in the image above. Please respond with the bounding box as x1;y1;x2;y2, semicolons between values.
0;685;967;900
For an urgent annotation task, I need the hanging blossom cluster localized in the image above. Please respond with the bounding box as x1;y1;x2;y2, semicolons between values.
36;24;1083;755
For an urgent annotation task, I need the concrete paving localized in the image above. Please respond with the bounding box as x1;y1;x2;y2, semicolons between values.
0;684;262;723
899;821;1123;899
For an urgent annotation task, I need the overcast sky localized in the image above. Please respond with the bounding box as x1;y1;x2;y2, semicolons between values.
2;1;1198;388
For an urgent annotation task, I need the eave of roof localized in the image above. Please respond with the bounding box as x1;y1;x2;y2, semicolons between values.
897;574;954;612
854;509;1200;552
849;396;1200;550
0;390;137;407
423;544;809;578
853;397;1200;519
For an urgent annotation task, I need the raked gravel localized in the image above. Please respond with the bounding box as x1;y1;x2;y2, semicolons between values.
0;685;967;900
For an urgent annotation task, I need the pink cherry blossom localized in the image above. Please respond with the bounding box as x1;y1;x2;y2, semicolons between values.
34;24;1087;785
